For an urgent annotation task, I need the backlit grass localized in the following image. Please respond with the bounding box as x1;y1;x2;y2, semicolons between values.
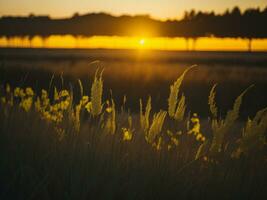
0;67;267;199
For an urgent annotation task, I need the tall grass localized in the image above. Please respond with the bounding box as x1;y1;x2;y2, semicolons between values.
1;67;267;199
209;85;253;156
168;65;195;121
90;69;103;116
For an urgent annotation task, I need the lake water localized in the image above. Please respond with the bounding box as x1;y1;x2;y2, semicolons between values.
1;36;267;51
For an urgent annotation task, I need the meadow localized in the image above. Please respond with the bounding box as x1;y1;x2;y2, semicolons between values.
1;48;267;117
0;49;267;199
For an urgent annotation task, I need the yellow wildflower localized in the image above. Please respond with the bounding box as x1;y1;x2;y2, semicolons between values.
59;90;69;98
59;100;70;110
41;89;48;99
14;87;20;97
106;107;112;113
171;137;179;146
188;113;201;136
196;133;202;141
81;96;89;105
19;89;25;98
20;98;33;112
122;128;133;141
85;102;92;113
26;87;34;96
43;111;51;120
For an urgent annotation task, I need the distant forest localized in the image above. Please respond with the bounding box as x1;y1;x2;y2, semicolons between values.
0;6;267;50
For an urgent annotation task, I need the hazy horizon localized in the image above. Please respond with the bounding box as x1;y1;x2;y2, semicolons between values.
1;0;267;51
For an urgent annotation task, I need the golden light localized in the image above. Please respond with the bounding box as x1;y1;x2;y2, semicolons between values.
139;39;145;46
0;35;267;51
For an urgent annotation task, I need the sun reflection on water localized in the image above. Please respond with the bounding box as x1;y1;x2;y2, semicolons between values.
0;35;267;51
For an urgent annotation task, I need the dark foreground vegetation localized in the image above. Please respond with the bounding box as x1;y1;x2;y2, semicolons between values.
0;68;267;199
1;108;267;199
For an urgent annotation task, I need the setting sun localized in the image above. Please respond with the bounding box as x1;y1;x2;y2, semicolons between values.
139;39;145;46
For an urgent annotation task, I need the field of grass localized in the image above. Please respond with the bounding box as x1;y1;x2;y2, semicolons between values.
1;66;267;199
1;49;267;118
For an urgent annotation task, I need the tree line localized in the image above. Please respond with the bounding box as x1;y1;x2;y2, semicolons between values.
0;6;266;51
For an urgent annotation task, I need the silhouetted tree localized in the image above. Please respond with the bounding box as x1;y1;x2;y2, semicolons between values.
0;6;267;51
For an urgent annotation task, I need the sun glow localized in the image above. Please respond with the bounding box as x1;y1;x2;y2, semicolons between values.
139;39;145;46
0;35;267;51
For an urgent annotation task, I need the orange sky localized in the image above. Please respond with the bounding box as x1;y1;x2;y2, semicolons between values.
0;0;266;20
